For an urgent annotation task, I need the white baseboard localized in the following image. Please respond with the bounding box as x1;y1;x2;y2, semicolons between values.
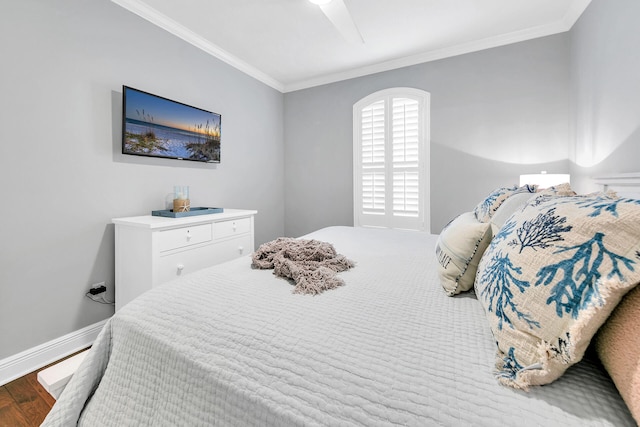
0;319;108;386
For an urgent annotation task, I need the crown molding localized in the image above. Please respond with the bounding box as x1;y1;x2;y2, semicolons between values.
111;0;285;92
283;14;586;93
112;0;591;94
561;0;592;28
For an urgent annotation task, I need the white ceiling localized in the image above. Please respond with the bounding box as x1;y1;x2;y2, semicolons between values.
112;0;592;93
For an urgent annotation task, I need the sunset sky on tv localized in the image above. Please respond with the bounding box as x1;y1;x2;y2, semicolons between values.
125;88;220;134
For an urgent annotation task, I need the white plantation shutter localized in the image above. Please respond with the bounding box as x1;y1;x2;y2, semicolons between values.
354;88;430;231
393;171;419;216
392;98;420;218
361;100;385;215
362;172;385;213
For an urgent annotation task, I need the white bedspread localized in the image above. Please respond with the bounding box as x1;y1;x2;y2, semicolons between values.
42;226;634;426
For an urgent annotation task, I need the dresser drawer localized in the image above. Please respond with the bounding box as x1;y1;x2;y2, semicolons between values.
158;223;212;252
156;245;215;285
156;234;252;284
214;218;251;240
211;234;253;264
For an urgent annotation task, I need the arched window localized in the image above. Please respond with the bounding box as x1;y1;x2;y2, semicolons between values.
353;88;430;231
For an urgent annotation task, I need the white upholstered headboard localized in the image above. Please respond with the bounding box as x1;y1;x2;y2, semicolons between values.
593;172;640;197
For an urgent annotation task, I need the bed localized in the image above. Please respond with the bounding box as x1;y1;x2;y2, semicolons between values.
42;180;640;426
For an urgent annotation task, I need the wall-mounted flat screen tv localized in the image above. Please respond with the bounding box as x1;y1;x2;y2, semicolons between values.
122;86;221;163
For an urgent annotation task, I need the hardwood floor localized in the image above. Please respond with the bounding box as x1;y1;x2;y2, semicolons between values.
0;370;54;427
0;349;88;426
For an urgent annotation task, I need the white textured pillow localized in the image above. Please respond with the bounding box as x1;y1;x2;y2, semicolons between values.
475;193;640;389
436;212;492;296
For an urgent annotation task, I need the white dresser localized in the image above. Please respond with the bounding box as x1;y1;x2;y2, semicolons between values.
112;209;257;311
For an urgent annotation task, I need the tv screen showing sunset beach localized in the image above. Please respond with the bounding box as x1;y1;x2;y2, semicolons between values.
122;86;221;163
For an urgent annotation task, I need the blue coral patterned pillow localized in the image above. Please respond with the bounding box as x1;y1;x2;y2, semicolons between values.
524;182;576;208
473;185;537;223
475;192;640;389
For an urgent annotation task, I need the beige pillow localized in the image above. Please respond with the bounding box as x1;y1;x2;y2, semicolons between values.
542;182;574;195
475;193;640;389
527;182;576;204
596;285;640;424
436;212;492;296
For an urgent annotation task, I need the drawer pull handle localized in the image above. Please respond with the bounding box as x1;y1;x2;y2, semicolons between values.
186;230;192;240
238;246;244;254
232;222;237;231
177;264;185;271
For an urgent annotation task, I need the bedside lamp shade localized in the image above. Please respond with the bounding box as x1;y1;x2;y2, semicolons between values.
519;172;570;189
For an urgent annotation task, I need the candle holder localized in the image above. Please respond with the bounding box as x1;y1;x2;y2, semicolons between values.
173;185;190;212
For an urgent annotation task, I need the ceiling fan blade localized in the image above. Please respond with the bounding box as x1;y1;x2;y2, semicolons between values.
319;0;364;44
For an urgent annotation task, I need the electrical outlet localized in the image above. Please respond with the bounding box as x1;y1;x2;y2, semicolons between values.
89;286;106;295
86;281;114;305
90;281;106;290
89;282;107;295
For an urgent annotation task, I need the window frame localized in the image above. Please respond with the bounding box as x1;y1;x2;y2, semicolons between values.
353;87;430;231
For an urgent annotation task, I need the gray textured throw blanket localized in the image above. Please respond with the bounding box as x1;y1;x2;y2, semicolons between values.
252;237;355;295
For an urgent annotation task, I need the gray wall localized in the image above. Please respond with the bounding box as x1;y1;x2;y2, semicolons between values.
569;0;640;192
0;0;284;359
284;35;571;237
